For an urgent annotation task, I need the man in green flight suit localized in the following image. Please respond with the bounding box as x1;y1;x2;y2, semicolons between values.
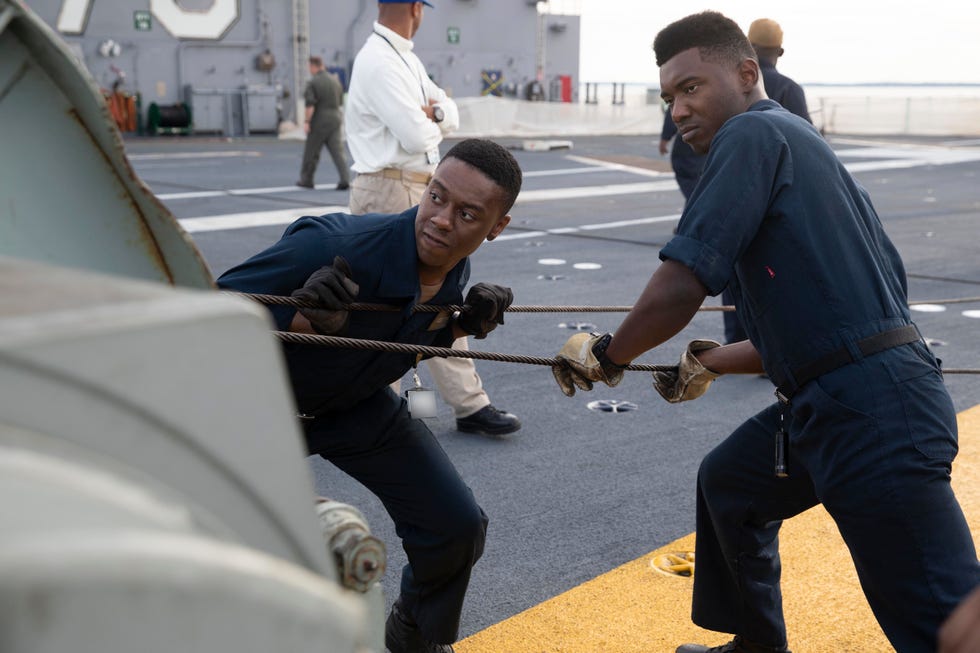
297;56;351;191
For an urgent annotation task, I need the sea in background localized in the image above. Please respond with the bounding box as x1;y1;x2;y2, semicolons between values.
564;82;980;137
805;84;980;136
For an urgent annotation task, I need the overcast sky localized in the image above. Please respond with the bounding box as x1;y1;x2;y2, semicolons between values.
576;0;980;86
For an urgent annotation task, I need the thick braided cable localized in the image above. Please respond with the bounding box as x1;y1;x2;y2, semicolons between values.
271;332;975;375
273;331;673;372
237;293;980;374
241;293;729;312
233;292;980;313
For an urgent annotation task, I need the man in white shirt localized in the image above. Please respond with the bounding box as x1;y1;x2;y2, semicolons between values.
345;0;521;440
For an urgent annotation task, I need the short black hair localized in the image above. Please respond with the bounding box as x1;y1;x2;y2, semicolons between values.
653;11;757;68
442;138;522;214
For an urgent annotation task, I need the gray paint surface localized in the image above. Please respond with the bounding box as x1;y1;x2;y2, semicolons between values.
23;0;580;132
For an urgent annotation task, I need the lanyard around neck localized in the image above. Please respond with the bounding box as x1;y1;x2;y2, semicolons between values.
373;30;428;104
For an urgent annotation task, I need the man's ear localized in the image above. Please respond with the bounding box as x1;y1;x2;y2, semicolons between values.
738;58;761;93
486;214;511;242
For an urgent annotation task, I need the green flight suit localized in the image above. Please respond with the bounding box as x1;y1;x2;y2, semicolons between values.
299;70;350;187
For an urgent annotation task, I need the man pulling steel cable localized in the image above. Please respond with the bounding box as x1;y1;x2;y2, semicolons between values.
219;138;521;653
551;12;979;653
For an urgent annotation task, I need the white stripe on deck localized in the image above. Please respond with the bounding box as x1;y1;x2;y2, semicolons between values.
179;206;349;233
129;151;263;161
492;214;682;241
173;143;980;233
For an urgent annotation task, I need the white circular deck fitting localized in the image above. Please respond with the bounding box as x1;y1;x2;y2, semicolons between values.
573;262;602;270
586;400;638;413
538;258;566;265
910;304;946;313
963;310;980;319
558;322;598;331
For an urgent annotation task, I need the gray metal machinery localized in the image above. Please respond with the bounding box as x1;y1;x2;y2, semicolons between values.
0;2;386;650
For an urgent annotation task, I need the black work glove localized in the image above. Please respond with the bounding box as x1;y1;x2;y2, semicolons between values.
455;282;513;339
290;256;359;335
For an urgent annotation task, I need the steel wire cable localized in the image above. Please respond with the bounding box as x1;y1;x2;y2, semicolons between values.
230;293;980;375
236;292;723;313
233;292;980;314
271;331;976;375
272;331;673;372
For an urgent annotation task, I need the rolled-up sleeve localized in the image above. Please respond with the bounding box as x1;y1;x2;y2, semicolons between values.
659;235;730;297
660;111;790;296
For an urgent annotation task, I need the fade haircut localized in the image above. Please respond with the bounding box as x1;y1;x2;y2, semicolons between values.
442;139;523;214
653;11;757;69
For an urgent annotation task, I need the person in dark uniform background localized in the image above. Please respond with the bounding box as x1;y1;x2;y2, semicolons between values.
552;11;979;653
722;17;813;346
296;56;351;191
747;18;811;124
659;110;706;202
220;138;523;653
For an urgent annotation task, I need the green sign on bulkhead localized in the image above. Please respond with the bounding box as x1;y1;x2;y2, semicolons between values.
134;10;152;32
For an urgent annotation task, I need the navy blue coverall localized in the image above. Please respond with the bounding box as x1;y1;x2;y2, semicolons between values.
217;209;488;645
661;99;980;652
759;61;812;125
722;64;812;345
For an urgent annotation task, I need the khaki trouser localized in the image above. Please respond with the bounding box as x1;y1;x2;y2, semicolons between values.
350;169;490;418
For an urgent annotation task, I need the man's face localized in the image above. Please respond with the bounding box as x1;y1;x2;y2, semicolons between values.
659;47;749;154
415;157;511;277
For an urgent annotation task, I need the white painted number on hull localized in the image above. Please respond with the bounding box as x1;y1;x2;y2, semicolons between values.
57;0;240;39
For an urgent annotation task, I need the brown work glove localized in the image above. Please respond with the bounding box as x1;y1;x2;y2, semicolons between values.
291;256;360;335
552;332;626;397
653;339;721;403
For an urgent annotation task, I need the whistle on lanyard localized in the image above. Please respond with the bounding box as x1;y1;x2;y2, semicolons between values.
774;396;789;478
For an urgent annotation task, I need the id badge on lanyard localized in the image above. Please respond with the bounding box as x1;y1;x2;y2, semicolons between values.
405;365;437;419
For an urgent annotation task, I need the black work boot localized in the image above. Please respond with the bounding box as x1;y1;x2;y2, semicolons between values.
455;404;521;437
385;599;454;653
676;635;791;653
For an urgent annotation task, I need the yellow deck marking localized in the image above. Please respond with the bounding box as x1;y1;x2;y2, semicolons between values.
458;406;980;653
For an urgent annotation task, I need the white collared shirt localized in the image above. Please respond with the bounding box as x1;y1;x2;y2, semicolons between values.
345;22;460;175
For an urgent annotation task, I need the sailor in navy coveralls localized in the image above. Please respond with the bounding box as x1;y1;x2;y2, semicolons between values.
551;12;980;653
220;138;523;653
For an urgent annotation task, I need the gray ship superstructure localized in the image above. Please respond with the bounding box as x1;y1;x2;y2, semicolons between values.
23;0;581;135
